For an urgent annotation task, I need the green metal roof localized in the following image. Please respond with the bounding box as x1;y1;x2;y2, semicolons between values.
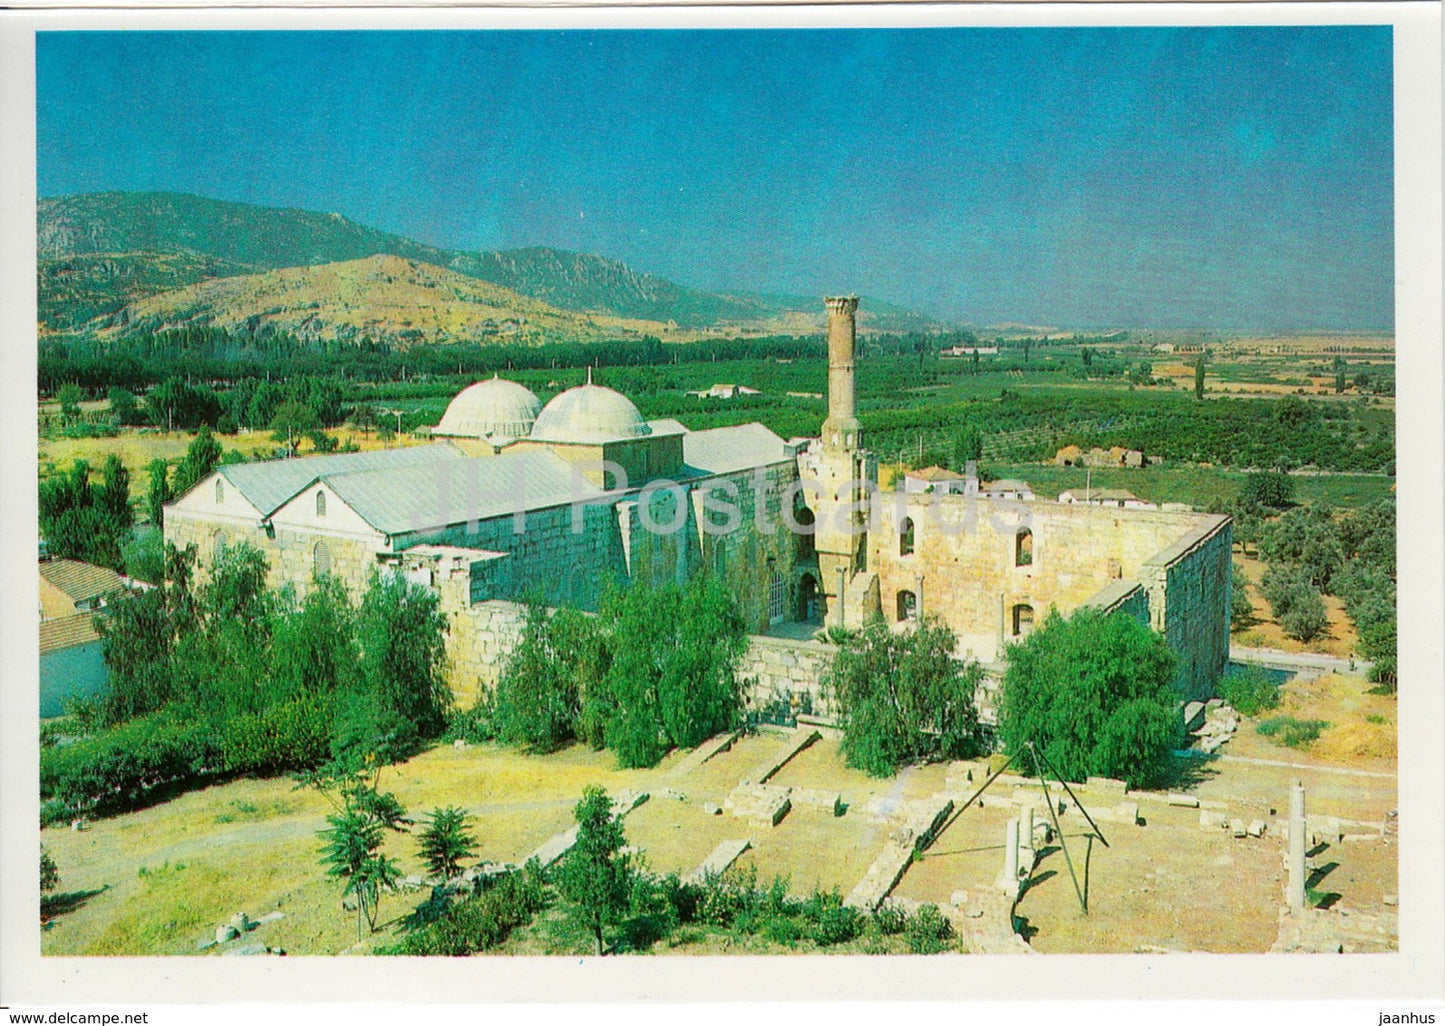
323;450;606;536
682;423;792;478
217;443;464;516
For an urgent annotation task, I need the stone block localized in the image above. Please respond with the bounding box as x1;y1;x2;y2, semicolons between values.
1230;818;1248;838
1167;794;1200;808
1199;810;1227;830
1113;801;1140;825
1086;776;1129;796
1248;819;1267;838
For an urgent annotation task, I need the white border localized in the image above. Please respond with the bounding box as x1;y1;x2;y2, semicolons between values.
1;3;1440;1010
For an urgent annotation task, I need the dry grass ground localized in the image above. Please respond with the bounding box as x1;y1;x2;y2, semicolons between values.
1232;554;1360;658
41;670;1395;957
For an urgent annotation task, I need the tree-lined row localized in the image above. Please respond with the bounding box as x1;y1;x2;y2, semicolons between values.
41;543;452;823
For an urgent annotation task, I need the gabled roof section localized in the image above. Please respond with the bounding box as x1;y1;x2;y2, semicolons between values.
216;443;465;517
682;423;792;478
907;465;965;482
39;559;125;603
40;611;102;654
323;450;606;536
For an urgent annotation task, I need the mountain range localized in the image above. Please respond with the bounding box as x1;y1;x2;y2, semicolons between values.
37;192;945;346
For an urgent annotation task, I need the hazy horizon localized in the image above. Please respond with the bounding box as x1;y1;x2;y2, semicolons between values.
38;27;1395;333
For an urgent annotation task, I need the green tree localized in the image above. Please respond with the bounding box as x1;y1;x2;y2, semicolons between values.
270;400;321;448
1240;470;1296;510
1194;355;1206;400
493;604;584;753
145;458;172;529
108;387;141;426
601;577;746;768
171;427;223;497
417;806;478;881
827;618;983;777
953;426;983;469
1258;507;1344;592
57;383;83;424
41;847;59;894
556;785;633;956
1230;563;1254;629
317;774;408;940
333;572;451;768
998;608;1179;789
38;459;130;571
1261;566;1330;642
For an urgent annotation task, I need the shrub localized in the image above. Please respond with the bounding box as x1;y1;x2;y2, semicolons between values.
41;848;59;893
220;694;332;775
1256;716;1329;749
905;904;953;954
871;901;908;936
999;609;1179;789
828;618;984;777
1218;666;1280;717
805;891;863;947
385;864;547;956
417;806;478;881
40;710;222;819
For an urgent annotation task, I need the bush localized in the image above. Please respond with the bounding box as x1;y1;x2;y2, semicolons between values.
871;901;908;936
828;618;984;777
1218;666;1280;717
999;609;1179;789
1256;716;1329;749
40;710;222;819
905;904;953;954
385;864;547;956
805;890;863;947
220;694;332;775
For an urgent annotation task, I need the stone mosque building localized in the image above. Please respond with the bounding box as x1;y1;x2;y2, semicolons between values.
165;298;1231;711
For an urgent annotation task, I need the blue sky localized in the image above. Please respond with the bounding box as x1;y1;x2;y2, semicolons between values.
37;28;1394;331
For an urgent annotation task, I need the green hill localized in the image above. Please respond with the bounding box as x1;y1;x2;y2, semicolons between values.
37;191;947;337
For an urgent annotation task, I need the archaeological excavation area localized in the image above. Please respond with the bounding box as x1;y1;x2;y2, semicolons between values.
40;693;1398;957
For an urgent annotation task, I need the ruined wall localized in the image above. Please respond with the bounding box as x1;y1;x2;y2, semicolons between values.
736;635;839;717
437;593;530;707
867;494;1223;664
1140;516;1234;701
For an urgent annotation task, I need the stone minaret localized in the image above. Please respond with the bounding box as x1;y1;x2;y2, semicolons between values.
803;295;878;628
822;295;860;451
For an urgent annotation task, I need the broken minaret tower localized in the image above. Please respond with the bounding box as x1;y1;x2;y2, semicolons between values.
822;295;861;452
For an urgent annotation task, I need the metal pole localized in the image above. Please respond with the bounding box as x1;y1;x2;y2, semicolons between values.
1028;743;1088;914
1031;744;1110;849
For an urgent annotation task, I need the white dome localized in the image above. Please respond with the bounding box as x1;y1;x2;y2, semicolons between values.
530;377;650;444
435;376;541;440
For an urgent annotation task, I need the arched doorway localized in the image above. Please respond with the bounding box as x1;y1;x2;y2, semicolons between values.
798;573;821;623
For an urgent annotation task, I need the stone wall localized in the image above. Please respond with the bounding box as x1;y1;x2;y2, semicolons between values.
736;635;839;717
439;595;531;707
865;493;1232;695
1141;516;1234;701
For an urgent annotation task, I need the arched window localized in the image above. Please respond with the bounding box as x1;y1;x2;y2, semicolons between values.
897;589;918;622
1012;603;1035;637
1015;528;1033;566
314;541;332;579
315;490;327;517
900;517;916;556
215;478;225;504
